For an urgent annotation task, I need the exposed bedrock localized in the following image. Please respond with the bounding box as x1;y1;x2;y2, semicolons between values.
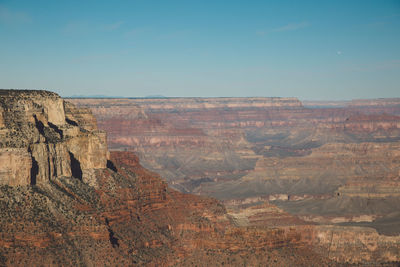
313;225;400;264
0;89;107;187
0;148;31;186
70;97;400;238
226;142;400;198
0;91;398;265
0;149;338;266
69;97;400;196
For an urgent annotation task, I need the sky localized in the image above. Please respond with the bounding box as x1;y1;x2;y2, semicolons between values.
0;0;399;100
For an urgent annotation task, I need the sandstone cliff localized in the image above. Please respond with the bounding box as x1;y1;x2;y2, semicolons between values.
0;90;107;187
1;91;399;266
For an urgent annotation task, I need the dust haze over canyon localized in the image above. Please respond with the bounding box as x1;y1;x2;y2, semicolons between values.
0;89;399;266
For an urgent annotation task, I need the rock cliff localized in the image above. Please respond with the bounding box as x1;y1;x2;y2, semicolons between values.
0;91;333;266
0;150;339;266
1;91;399;265
0;90;107;187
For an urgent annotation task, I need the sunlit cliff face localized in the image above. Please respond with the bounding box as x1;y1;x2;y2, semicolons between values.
0;90;399;266
0;90;107;187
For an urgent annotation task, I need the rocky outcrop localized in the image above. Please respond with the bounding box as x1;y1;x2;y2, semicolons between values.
314;225;400;264
1;91;399;266
0;149;338;266
0;90;107;186
238;142;400;196
0;148;31;186
225;200;400;264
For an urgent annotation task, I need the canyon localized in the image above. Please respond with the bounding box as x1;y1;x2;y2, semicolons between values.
0;90;399;266
0;90;336;266
69;96;400;264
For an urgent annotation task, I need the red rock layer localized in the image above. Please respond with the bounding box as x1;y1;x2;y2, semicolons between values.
0;151;340;266
69;98;400;199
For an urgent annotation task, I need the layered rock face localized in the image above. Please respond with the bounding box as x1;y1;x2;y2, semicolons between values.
69;97;400;201
69;97;306;189
313;225;400;263
0;90;107;187
1;90;399;265
0;151;339;266
0;91;334;266
224;201;400;264
70;96;400;264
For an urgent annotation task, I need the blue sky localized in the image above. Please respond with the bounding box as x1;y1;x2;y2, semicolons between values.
0;0;399;100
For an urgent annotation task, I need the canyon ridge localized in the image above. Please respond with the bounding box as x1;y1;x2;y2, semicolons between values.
0;90;399;266
70;95;400;264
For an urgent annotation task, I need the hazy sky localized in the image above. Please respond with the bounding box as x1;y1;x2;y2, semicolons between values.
0;0;399;100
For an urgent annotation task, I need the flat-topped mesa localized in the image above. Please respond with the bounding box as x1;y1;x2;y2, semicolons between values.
135;97;303;111
0;89;66;128
71;97;303;111
0;89;107;187
349;98;400;107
